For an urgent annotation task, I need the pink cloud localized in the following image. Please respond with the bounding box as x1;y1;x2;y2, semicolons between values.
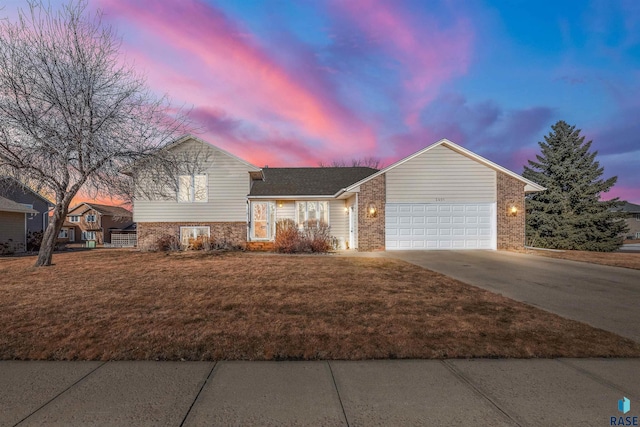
96;0;376;159
333;0;473;126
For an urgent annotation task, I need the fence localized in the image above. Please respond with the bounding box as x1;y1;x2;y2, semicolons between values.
106;233;137;248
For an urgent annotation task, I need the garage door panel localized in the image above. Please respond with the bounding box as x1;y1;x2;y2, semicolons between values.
386;203;496;250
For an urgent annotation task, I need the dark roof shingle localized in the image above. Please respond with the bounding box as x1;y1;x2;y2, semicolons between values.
249;167;378;196
76;203;132;217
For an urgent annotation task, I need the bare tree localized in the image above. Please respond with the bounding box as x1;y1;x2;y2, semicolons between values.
0;1;189;266
318;157;382;169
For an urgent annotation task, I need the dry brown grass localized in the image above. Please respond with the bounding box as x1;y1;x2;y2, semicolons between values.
1;249;639;361
523;249;640;270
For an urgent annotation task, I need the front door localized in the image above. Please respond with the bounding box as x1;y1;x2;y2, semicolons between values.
251;202;275;240
69;228;75;242
349;206;355;249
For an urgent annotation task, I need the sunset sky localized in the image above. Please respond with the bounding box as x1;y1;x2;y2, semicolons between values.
4;0;639;203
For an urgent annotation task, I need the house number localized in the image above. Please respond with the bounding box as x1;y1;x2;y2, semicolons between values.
435;198;445;202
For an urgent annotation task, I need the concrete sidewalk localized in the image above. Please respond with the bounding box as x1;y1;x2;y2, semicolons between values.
2;359;639;426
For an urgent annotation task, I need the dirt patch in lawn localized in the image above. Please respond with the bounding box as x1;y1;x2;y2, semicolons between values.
1;250;639;361
523;249;640;270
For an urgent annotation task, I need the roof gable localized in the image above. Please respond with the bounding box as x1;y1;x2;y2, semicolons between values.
345;139;546;193
165;135;262;172
0;177;53;206
68;202;132;218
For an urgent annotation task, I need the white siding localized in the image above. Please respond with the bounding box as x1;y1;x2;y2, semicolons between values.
134;140;256;222
386;145;496;203
275;201;295;222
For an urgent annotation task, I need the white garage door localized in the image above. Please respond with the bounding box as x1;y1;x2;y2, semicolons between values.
385;203;496;250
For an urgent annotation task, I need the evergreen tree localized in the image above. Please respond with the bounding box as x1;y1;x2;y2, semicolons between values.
523;121;628;251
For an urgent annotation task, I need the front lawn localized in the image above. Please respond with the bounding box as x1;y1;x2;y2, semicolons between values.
523;249;640;270
1;250;638;360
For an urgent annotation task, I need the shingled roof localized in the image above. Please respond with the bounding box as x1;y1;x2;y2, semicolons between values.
0;195;38;214
618;202;640;213
73;203;132;218
249;167;378;196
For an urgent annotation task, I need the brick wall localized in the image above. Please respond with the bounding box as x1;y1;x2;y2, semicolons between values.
137;222;246;250
358;174;386;251
497;172;526;250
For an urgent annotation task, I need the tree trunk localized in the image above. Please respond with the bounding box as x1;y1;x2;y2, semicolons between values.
34;198;72;267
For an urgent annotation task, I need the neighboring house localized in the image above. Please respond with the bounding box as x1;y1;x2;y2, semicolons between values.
0;195;38;253
0;177;53;235
134;135;545;251
61;203;134;245
619;202;640;240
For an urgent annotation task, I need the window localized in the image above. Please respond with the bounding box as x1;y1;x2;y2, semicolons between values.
58;229;68;239
180;226;210;246
86;214;96;222
69;215;80;223
178;174;207;203
635;213;640;221
82;231;96;240
296;201;329;227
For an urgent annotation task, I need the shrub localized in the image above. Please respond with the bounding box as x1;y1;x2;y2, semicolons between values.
156;235;180;251
0;240;15;256
274;219;336;253
274;219;301;253
302;220;335;253
27;231;43;251
188;236;211;251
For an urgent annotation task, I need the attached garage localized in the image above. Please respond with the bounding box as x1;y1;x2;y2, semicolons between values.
344;139;545;251
385;203;496;250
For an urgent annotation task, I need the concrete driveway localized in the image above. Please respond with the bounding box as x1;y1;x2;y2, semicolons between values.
385;250;640;343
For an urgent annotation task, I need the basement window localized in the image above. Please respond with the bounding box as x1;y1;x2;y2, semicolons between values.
180;226;210;246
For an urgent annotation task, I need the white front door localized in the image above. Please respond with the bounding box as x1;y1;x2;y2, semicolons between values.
385;203;496;250
251;202;275;240
348;206;355;249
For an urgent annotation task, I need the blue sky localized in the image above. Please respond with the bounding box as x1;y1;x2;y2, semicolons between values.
3;0;639;201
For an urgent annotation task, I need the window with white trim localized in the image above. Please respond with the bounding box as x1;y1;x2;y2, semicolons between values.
180;226;210;246
58;229;68;239
82;231;96;240
296;201;329;227
178;174;207;203
69;215;80;223
86;214;96;222
636;232;640;239
635;213;640;221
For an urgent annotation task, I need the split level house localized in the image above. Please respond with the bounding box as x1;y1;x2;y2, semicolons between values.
133;135;545;251
60;203;134;245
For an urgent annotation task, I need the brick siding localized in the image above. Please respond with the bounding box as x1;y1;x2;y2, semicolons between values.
246;241;275;251
497;172;526;250
137;222;246;250
358;174;386;251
